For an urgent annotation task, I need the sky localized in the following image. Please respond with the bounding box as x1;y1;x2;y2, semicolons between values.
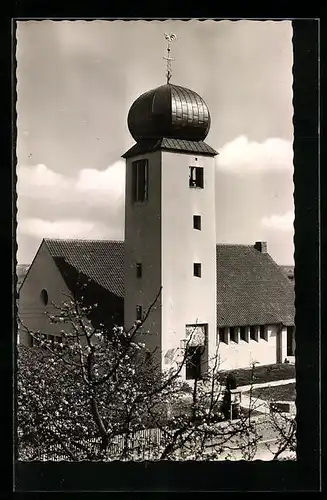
16;20;294;265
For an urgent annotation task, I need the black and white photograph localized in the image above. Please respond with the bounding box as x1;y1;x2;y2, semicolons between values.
16;20;298;464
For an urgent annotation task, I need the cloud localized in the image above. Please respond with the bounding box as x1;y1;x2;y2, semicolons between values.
17;163;69;192
75;161;125;205
17;161;125;206
16;161;126;240
261;210;294;232
216;135;293;174
18;217;119;240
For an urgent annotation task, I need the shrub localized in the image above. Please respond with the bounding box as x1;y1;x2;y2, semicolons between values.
221;372;240;420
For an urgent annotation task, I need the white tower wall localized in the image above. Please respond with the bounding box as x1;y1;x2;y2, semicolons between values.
124;149;217;377
161;151;217;376
124;151;162;363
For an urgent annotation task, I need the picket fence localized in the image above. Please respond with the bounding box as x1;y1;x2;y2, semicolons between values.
29;427;167;461
26;425;221;461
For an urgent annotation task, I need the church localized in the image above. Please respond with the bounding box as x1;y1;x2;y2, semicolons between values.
17;58;295;376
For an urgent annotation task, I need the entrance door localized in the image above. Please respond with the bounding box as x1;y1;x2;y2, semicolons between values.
185;323;208;378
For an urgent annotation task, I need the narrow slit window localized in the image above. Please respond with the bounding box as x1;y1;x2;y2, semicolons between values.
260;325;268;341
193;215;201;230
136;305;143;321
230;327;238;343
240;326;248;342
250;326;259;342
287;326;295;356
189;166;204;188
136;263;142;278
218;327;228;344
132;159;148;202
40;289;48;306
193;263;202;277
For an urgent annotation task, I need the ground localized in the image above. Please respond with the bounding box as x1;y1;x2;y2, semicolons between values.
221;363;295;387
246;383;296;402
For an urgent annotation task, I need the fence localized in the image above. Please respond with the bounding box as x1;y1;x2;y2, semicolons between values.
20;425;224;461
21;427;166;461
19;412;274;462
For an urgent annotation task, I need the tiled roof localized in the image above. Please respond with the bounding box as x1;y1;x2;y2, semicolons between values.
44;239;125;298
280;265;295;281
16;264;29;290
43;239;294;327
122;138;218;158
216;245;295;327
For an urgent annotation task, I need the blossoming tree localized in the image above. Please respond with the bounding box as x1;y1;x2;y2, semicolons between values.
17;285;295;461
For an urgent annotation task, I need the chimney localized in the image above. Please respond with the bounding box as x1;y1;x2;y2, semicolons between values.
254;241;267;253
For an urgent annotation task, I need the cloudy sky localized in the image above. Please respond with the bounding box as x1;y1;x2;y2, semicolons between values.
16;20;294;265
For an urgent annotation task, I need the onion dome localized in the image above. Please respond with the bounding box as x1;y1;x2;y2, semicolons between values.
127;84;211;142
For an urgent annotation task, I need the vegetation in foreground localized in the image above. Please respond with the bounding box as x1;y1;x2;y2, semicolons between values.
17;284;296;462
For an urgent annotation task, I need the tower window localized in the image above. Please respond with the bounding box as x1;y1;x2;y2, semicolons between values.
250;326;259;342
193;263;201;277
193;215;201;230
40;289;48;305
189;166;204;189
136;263;142;278
136;305;143;321
132;159;148;202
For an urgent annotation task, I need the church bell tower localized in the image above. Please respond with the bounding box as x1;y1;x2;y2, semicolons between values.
122;37;217;380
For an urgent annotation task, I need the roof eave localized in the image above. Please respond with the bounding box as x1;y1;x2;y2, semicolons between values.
122;138;218;159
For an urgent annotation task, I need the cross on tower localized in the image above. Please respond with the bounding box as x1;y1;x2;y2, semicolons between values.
163;33;177;84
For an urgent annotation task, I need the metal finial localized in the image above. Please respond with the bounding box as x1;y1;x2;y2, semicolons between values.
163;33;177;84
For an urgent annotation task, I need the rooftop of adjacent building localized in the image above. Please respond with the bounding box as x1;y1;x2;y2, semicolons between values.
280;265;295;281
18;238;295;328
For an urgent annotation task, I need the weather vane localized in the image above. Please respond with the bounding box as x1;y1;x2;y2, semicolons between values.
163;33;177;84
